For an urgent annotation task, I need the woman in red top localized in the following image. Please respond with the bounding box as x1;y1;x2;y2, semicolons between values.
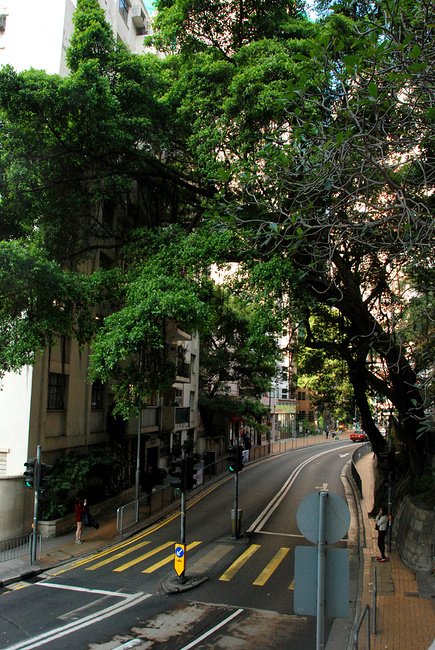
75;498;86;544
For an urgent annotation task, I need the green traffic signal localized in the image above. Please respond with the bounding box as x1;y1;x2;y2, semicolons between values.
227;446;237;473
23;458;36;488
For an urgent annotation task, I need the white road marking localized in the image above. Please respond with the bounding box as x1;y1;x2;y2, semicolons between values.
179;608;244;650
37;582;125;597
247;444;353;534
5;588;152;650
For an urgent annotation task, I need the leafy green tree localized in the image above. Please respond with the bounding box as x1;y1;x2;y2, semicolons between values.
174;0;435;480
197;282;281;435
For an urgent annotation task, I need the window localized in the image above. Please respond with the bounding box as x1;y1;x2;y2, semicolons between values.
297;411;306;421
47;373;67;410
297;391;306;401
91;380;104;410
308;411;315;422
119;0;130;23
0;450;7;476
0;15;6;33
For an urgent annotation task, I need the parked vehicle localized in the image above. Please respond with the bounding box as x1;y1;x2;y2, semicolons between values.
350;431;368;442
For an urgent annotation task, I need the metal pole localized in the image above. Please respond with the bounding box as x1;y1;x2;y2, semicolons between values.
316;491;327;650
135;411;141;502
387;434;392;552
180;449;186;583
233;438;239;540
30;445;41;565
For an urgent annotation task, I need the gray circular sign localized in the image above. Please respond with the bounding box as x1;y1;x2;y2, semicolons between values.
297;491;350;544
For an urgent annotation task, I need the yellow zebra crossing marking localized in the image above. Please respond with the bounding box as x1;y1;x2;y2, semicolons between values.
82;537;293;586
253;547;290;586
113;541;175;572
142;541;202;573
86;541;151;571
188;544;233;575
219;544;261;582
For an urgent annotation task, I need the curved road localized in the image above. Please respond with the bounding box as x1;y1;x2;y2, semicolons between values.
0;439;361;650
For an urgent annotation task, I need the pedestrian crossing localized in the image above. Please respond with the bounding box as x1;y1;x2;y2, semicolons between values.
82;538;299;589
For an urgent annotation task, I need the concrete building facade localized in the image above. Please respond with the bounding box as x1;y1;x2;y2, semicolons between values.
0;0;200;540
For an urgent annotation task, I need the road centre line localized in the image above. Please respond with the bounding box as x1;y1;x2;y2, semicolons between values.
178;608;244;650
247;444;353;534
5;591;152;650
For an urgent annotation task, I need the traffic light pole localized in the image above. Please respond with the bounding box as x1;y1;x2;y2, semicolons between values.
179;449;187;583
233;439;239;541
30;445;41;565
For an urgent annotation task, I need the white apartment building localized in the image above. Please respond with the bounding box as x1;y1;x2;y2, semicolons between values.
0;0;201;539
0;0;154;75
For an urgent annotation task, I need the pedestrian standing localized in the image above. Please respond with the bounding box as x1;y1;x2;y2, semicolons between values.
375;506;389;561
75;497;86;544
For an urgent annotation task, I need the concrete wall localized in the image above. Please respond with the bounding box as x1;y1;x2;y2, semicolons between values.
0;368;32;475
0;476;34;540
394;495;434;573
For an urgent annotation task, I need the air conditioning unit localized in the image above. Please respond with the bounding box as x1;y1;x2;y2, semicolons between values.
131;5;147;30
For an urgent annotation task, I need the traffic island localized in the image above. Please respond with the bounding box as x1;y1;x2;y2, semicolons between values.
161;573;209;594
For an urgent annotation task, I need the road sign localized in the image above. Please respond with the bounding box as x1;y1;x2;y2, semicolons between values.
296;490;350;544
174;543;186;577
294;546;350;618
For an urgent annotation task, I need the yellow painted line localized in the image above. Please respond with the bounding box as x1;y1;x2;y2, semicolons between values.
188;544;233;574
113;541;175;572
289;579;294;590
253;547;290;586
85;541;151;570
219;544;261;582
142;541;202;573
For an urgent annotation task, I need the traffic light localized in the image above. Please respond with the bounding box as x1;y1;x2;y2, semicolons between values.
237;446;244;471
169;458;185;491
185;457;197;490
377;450;395;484
227;446;237;473
40;463;54;487
23;459;37;488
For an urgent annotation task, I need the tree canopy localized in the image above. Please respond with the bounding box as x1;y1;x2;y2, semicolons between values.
1;0;435;483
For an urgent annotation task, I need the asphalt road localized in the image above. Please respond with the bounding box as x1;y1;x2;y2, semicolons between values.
0;440;359;650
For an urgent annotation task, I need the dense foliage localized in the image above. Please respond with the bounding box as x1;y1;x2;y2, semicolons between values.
1;0;435;484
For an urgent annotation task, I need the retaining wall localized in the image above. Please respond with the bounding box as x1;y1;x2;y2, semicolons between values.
393;495;434;573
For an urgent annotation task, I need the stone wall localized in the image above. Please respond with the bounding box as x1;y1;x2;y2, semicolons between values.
393;495;434;573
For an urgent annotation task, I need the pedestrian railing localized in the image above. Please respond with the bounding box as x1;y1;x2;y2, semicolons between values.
372;565;378;635
353;604;371;650
0;532;41;564
116;433;330;533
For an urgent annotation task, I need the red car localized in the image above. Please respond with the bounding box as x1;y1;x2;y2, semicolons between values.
350;431;368;442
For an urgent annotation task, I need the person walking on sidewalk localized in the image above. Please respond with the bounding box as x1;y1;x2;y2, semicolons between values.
375;506;389;562
75;498;86;544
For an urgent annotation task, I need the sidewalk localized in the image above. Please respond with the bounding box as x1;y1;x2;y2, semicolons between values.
355;453;435;650
0;505;125;587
